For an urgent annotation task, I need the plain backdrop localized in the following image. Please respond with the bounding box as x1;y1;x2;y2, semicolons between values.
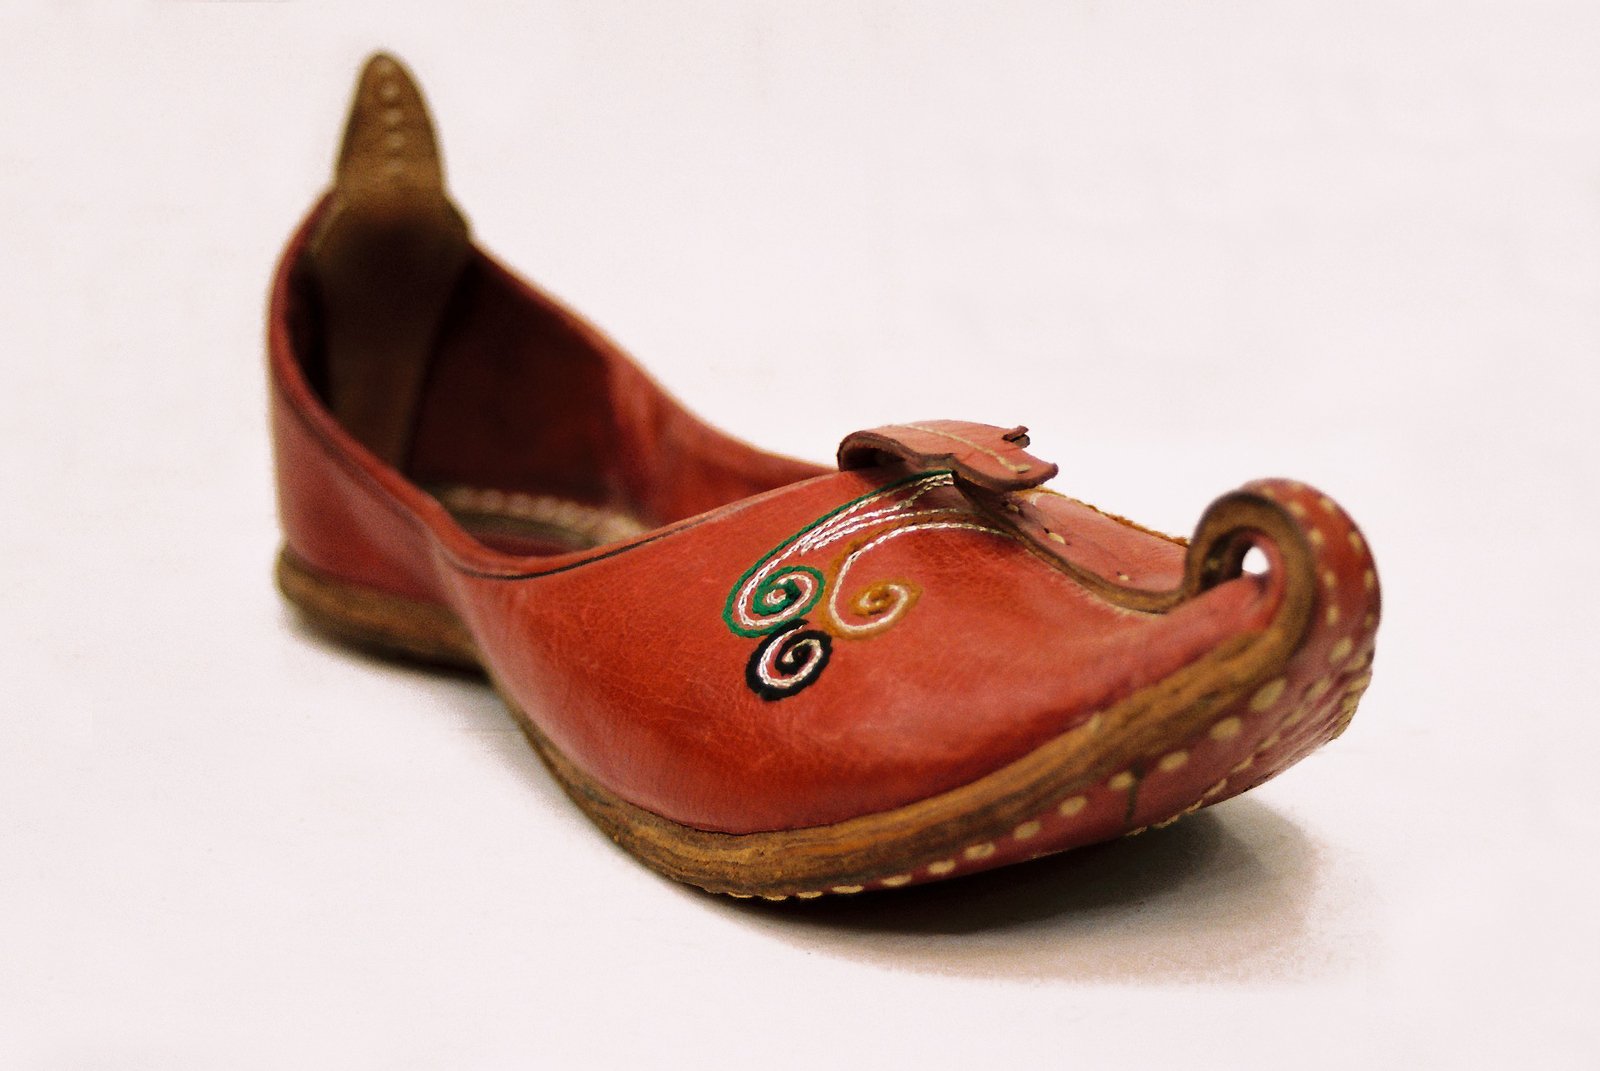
3;1;1598;1067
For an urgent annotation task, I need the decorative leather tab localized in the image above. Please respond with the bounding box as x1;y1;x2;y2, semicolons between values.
307;52;472;469
837;420;1059;492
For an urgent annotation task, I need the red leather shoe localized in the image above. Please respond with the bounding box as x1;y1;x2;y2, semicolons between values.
270;53;1381;899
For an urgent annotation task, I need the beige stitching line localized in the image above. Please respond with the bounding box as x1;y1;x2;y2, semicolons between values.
902;423;1030;474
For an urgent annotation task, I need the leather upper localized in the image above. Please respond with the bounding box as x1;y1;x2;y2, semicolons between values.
269;205;1301;833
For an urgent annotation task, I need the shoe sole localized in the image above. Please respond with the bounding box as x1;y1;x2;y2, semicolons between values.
275;484;1375;900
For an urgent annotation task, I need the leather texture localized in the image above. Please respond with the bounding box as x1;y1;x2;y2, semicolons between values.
268;53;1381;887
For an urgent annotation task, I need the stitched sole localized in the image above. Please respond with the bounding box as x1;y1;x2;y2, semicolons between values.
274;482;1376;899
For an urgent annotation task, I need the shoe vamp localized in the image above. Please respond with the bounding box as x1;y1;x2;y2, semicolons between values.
457;470;1277;832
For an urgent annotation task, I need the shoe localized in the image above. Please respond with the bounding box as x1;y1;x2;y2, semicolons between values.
269;52;1381;900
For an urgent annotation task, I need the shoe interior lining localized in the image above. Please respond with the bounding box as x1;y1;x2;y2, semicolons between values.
430;484;649;556
287;245;826;557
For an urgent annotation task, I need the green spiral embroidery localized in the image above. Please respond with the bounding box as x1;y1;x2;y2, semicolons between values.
724;564;825;638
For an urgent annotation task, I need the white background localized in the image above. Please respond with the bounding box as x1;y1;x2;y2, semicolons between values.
3;1;1598;1067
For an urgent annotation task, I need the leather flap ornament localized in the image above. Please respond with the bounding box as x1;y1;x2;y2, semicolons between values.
838;420;1059;492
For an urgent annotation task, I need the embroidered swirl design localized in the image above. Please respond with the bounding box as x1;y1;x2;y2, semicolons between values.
726;564;824;637
746;622;833;700
723;472;1013;700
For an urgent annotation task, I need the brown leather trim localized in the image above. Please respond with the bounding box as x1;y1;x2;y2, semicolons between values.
276;548;479;669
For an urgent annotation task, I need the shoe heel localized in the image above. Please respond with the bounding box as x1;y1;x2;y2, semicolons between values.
275;547;480;671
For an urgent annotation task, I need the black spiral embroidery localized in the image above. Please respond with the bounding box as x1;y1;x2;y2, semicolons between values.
745;620;833;701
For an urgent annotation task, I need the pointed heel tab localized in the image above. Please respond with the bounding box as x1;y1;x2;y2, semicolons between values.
306;51;473;468
332;51;453;198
